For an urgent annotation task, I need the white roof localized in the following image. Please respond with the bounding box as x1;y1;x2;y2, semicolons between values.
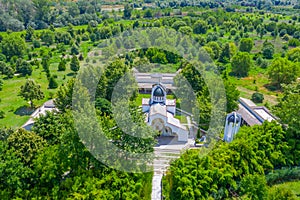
239;97;257;107
167;113;187;130
150;104;167;117
166;99;176;106
253;108;276;122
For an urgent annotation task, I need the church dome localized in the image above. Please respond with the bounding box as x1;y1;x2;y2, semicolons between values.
228;113;240;123
153;87;164;97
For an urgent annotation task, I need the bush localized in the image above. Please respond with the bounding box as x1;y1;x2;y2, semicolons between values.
33;40;41;48
252;92;264;103
282;34;290;41
288;38;300;47
0;110;5;119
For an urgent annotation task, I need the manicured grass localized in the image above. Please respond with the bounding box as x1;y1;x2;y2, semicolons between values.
0;59;75;128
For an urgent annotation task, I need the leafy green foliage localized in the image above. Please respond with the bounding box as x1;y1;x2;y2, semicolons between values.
274;82;300;165
262;41;275;59
1;35;26;60
70;55;80;73
239;38;254;53
231;52;252;77
163;122;289;199
252;92;264;103
48;76;58;89
268;57;299;88
20;79;44;108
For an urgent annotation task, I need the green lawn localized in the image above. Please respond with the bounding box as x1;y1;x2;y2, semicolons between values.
0;60;74;128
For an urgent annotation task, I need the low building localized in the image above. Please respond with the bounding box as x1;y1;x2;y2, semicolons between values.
237;97;276;126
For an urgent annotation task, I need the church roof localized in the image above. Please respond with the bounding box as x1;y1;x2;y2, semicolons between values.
153;87;164;97
149;104;167;116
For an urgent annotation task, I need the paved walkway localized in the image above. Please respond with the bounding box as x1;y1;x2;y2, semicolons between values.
151;137;194;200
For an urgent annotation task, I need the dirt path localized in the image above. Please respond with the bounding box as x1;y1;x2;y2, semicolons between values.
237;86;279;106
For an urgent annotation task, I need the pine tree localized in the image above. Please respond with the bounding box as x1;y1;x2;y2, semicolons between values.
70;55;80;73
58;59;66;71
48;76;58;89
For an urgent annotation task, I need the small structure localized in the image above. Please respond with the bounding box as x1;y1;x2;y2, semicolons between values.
237;97;276;126
223;112;242;142
143;84;189;142
22;99;57;131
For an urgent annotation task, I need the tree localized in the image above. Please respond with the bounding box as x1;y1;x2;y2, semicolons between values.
224;80;240;112
144;9;153;18
16;60;32;76
239;38;254;53
1;35;26;60
71;45;79;55
123;4;132;19
231;52;252;77
287;47;300;62
25;26;35;42
54;79;75;112
240;174;268;200
172;21;187;31
251;92;264;103
41;30;54;46
268;57;299;88
262;40;275;59
0;78;3;91
20;79;44;108
70;55;80;73
219;43;231;63
48;76;58;89
58;59;66;71
42;56;50;76
32;0;50;22
193;20;208;34
7;129;46;165
274;82;300;165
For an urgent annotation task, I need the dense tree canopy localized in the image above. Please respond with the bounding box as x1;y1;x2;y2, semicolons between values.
268;57;299;88
1;35;26;60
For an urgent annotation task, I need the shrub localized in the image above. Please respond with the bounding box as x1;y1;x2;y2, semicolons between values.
252;92;264;103
288;38;300;47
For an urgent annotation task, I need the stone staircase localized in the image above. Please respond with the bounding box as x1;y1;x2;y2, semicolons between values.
151;139;193;200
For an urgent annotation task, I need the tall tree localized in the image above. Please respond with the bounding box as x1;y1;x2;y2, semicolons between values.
274;82;300;165
193;20;208;34
239;38;254;53
70;55;80;73
123;4;132;19
231;52;252;77
20;79;44;108
268;57;299;88
1;35;26;60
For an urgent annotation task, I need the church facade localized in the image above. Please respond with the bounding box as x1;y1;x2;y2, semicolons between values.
142;84;189;142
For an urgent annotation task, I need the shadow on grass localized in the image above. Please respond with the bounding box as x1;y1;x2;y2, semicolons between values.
264;83;281;92
67;72;76;77
14;106;35;116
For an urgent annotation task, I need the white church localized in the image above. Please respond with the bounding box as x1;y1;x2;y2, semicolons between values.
142;84;189;142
